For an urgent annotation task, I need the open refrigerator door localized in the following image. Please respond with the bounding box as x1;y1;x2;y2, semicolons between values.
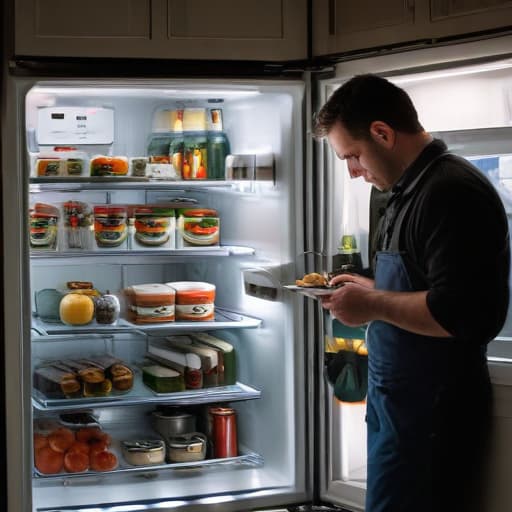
2;76;316;512
316;34;512;512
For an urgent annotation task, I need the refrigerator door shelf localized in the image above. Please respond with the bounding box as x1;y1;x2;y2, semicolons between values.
32;307;262;336
32;381;261;411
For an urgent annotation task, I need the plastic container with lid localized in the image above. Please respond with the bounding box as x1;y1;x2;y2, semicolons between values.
131;205;175;250
124;283;176;323
29;202;59;250
93;205;128;249
121;440;166;466
151;408;196;438
34;147;88;177
166;432;207;463
166;281;215;322
176;208;220;248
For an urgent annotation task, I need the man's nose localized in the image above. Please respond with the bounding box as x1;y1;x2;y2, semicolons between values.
347;159;363;178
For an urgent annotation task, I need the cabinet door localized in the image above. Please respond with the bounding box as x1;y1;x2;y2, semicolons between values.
313;0;425;57
428;0;512;39
15;0;157;58
160;0;307;60
15;0;307;61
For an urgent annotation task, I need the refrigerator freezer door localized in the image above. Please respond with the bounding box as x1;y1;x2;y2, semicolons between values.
316;33;512;512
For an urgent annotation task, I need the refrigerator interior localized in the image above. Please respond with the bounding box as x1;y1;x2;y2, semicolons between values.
22;80;310;511
318;55;512;510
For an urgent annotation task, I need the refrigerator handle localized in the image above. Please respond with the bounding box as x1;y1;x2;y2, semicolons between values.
328;0;337;36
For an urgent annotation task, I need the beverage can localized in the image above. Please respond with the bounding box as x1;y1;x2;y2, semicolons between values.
209;407;237;458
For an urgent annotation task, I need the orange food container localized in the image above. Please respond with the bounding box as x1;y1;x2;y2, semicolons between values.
166;282;215;321
124;283;176;323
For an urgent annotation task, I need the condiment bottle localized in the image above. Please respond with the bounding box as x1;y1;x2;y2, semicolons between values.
207;109;230;180
210;407;238;458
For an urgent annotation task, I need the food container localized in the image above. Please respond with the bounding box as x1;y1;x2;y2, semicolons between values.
141;363;185;393
129;157;149;177
210;407;238;458
147;339;203;389
124;283;176;323
94;292;121;325
183;132;208;180
35;288;64;323
166;432;207;463
121;440;166;466
151;408;196;438
183;108;207;132
131;206;175;249
29;202;59;250
93;206;128;248
90;156;129;176
166;282;216;322
35;147;88;177
176;208;220;247
62;200;94;250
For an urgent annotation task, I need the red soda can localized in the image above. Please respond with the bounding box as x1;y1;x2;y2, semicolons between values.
210;407;237;458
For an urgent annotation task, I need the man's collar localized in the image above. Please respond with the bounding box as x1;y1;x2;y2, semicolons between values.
391;138;448;196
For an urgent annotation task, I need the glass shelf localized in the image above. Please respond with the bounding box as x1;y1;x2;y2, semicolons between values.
32;308;262;336
29;177;234;193
32;380;261;411
30;245;255;264
33;447;264;482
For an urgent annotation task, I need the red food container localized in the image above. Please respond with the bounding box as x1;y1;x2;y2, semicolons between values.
210;407;238;458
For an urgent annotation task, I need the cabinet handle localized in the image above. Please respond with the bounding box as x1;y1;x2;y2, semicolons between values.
328;0;336;36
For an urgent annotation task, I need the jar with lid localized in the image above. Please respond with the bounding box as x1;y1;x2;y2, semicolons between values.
209;406;238;458
207;108;230;180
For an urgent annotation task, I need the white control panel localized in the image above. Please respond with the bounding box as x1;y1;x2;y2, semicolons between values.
37;107;114;145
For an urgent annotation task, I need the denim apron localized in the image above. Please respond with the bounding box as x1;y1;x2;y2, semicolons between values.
364;153;491;512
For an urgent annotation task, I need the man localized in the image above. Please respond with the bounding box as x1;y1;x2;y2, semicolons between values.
315;74;510;512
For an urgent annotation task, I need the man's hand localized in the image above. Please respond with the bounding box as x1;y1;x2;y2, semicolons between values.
320;274;375;326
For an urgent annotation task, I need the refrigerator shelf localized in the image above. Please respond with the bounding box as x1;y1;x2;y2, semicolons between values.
29;177;235;192
32;308;262;336
33;447;264;482
29;245;256;263
32;381;261;411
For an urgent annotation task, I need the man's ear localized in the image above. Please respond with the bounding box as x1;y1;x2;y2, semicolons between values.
369;121;395;147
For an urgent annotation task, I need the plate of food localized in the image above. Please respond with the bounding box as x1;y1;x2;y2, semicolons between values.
284;273;343;298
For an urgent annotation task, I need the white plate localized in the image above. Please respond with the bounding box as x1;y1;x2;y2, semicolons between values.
283;284;342;298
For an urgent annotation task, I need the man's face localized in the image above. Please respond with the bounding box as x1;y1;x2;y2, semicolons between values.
327;121;397;191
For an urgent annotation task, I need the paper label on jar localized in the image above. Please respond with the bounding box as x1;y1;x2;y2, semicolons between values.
176;303;214;320
131;305;175;318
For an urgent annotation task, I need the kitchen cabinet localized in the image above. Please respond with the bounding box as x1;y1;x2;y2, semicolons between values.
14;0;308;61
313;0;512;57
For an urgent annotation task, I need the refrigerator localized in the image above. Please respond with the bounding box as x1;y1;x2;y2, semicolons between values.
3;32;512;512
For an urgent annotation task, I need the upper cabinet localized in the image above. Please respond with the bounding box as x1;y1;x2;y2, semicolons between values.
14;0;308;61
313;0;512;57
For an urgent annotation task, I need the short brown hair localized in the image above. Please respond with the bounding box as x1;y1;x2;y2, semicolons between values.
314;74;424;139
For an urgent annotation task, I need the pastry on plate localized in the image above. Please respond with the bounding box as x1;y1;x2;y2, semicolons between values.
295;272;328;287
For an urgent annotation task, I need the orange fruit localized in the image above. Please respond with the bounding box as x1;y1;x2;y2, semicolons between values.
59;293;95;325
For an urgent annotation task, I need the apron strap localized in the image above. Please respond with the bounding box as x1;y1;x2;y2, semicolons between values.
381;151;451;252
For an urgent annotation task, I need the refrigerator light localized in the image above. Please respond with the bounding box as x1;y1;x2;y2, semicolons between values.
391;59;512;85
